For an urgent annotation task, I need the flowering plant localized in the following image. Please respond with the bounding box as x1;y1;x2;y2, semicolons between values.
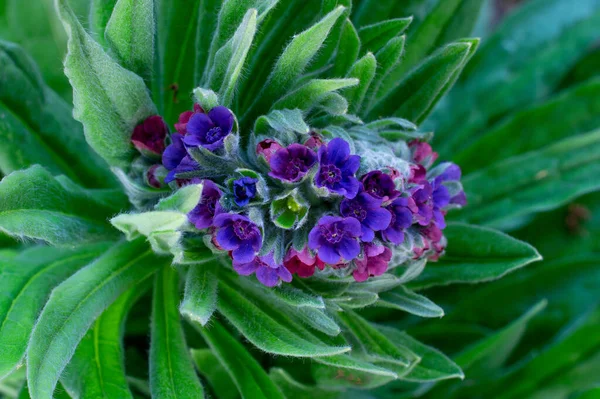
0;0;599;398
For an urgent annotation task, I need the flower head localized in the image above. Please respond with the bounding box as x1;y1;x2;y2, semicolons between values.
233;253;292;287
256;139;283;163
131;115;167;156
214;213;262;263
382;197;415;244
361;171;400;201
353;243;392;282
175;103;204;135
284;247;325;278
269;144;317;183
315;138;361;199
188;180;223;229
183;106;234;151
340;190;392;242
232;177;258;206
308;216;361;264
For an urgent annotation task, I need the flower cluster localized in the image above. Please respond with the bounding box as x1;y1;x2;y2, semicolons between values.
131;102;465;287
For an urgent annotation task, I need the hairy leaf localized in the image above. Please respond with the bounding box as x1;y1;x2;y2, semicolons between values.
377;286;444;318
180;261;219;326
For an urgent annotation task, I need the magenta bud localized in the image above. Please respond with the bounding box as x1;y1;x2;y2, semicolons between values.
132;115;168;157
256;139;283;163
145;164;167;188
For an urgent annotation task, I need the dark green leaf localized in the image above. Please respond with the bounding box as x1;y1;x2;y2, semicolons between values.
331;19;360;78
269;368;341;399
343;52;376;114
191;349;239;399
377;286;444;318
89;0;118;46
272;78;358;112
358;18;411;54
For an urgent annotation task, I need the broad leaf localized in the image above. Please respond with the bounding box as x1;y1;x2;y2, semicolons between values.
196;321;285;399
150;265;205;398
26;239;165;399
56;0;157;168
409;223;541;290
180;261;219;326
272;78;358;112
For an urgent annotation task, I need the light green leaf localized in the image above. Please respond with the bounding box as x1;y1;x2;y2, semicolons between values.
377;286;444;318
89;0;118;45
455;79;600;174
0;166;121;245
367;40;474;124
409;223;541;290
155;183;202;213
296;307;341;337
242;6;345;125
217;275;350;357
61;280;152;399
111;211;188;240
455;129;600;229
311;353;398;390
272;78;358;112
365;35;405;109
26;239;165;399
0;244;108;380
358;17;411;54
254;108;309;136
180;261;219;326
271;285;325;309
55;0;157;168
343;52;376;114
150;265;205;398
196;321;285;399
331;19;360;77
105;0;155;81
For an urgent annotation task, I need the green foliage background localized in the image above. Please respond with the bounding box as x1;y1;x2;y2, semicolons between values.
0;0;599;398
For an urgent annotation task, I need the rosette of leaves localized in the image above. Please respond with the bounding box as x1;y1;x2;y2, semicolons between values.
0;0;599;399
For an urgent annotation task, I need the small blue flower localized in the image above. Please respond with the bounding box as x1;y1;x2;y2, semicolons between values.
233;253;292;287
162;133;199;183
308;216;361;264
233;177;258;206
214;213;262;263
183;106;234;151
340;189;392;242
314;138;361;199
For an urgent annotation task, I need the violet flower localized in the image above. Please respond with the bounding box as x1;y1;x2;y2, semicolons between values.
131;115;167;156
162;133;200;183
233;253;292;287
308;216;361;264
361;171;400;201
283;247;325;278
188;180;223;229
381;197;416;245
340;190;392;242
183;106;234;151
174;103;204;135
315;138;361;199
269;144;317;183
214;213;262;263
353;243;392;282
411;182;434;226
232;177;257;206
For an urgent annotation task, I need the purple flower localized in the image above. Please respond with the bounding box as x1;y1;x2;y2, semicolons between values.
340;190;392;242
315;138;361;199
269;144;317;183
175;103;204;135
233;177;257;206
188;180;223;229
308;216;361;264
183;106;234;151
256;139;283;163
162;133;201;183
353;243;392;282
434;163;467;207
361;171;400;201
411;182;434;226
131;115;167;156
430;179;450;228
233;253;292;287
213;213;262;263
381;197;416;245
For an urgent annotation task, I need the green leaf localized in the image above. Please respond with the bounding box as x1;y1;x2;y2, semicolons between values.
191;349;239;399
365;35;405;109
150;265;205;398
209;8;257;107
55;0;157;168
26;239;165;399
105;0;155;81
0;244;108;380
242;5;345;125
296;307;341;337
269;368;340;399
311;353;398;390
61;280;152;399
455;79;600;174
254;108;309;136
0;40;116;187
455;129;600;229
367;40;475;124
409;223;541;290
272;78;358;112
111;211;188;240
331;19;360;77
343;52;376;114
271;284;325;309
180;261;219;326
217;275;350;357
155;183;202;213
196;320;285;399
377;286;444;318
89;0;118;46
432;0;600;156
377;325;463;382
0;166;121;245
357;17;411;54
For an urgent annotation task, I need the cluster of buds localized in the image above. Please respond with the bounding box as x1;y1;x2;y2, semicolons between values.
131;101;466;287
